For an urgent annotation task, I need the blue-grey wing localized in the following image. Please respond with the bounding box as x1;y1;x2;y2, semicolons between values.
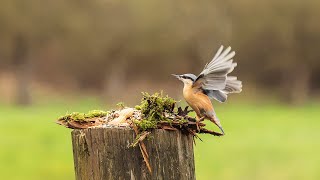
203;90;227;103
203;76;242;103
192;46;237;91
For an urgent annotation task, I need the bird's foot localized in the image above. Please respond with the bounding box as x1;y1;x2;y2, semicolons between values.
194;116;205;132
196;121;201;132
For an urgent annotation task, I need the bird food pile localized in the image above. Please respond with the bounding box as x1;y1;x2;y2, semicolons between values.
56;92;223;137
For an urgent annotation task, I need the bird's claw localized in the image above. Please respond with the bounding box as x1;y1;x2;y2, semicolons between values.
199;116;205;122
196;121;201;132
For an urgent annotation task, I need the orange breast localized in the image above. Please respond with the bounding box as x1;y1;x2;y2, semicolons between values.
183;85;214;118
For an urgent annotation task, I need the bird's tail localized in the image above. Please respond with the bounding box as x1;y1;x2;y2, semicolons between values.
207;111;225;135
211;116;225;135
222;76;242;94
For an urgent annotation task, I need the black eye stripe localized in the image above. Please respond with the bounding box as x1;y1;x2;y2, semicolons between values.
181;75;194;81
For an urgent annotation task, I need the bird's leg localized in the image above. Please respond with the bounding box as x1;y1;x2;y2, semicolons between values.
199;116;205;121
195;115;205;132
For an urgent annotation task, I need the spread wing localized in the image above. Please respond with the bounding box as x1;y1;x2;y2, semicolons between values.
192;46;242;102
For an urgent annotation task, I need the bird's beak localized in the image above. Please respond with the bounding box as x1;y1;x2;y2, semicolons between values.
172;74;181;80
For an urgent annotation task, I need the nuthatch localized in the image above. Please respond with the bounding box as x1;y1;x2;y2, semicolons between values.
173;46;242;135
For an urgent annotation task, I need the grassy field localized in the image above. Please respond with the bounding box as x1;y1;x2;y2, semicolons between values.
0;100;319;180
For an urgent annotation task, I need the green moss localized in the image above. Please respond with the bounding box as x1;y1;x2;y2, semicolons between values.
58;91;177;130
116;102;125;109
140;92;175;119
135;105;141;110
135;91;176;130
58;110;108;122
85;110;108;118
131;92;177;149
134;119;157;131
70;112;86;121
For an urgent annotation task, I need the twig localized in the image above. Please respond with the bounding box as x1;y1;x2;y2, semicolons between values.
199;128;223;136
132;125;152;173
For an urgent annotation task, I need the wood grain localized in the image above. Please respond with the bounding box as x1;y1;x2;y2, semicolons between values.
72;128;195;180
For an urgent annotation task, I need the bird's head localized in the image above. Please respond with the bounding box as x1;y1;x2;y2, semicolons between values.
172;74;197;86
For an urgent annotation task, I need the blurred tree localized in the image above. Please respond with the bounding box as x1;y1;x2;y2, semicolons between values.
0;0;319;104
12;34;31;105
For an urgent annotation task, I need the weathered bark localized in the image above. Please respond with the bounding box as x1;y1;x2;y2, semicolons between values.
71;128;195;180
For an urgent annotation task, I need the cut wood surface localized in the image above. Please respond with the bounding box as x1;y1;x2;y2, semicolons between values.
72;128;195;180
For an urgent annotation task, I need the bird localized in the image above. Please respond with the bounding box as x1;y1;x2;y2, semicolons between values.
172;45;242;135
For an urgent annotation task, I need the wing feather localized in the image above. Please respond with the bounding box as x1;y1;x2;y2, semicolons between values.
193;46;236;91
204;90;227;103
193;45;242;102
222;76;242;94
211;45;224;62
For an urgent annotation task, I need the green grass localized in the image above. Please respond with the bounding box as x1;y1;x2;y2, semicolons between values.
0;100;319;180
196;102;320;180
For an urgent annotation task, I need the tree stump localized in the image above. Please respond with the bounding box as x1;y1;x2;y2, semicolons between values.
71;128;195;180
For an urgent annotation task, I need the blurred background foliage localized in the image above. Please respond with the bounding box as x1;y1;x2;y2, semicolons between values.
1;0;320;105
0;0;320;180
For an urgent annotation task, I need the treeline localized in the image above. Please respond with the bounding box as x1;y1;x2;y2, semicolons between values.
0;0;319;104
